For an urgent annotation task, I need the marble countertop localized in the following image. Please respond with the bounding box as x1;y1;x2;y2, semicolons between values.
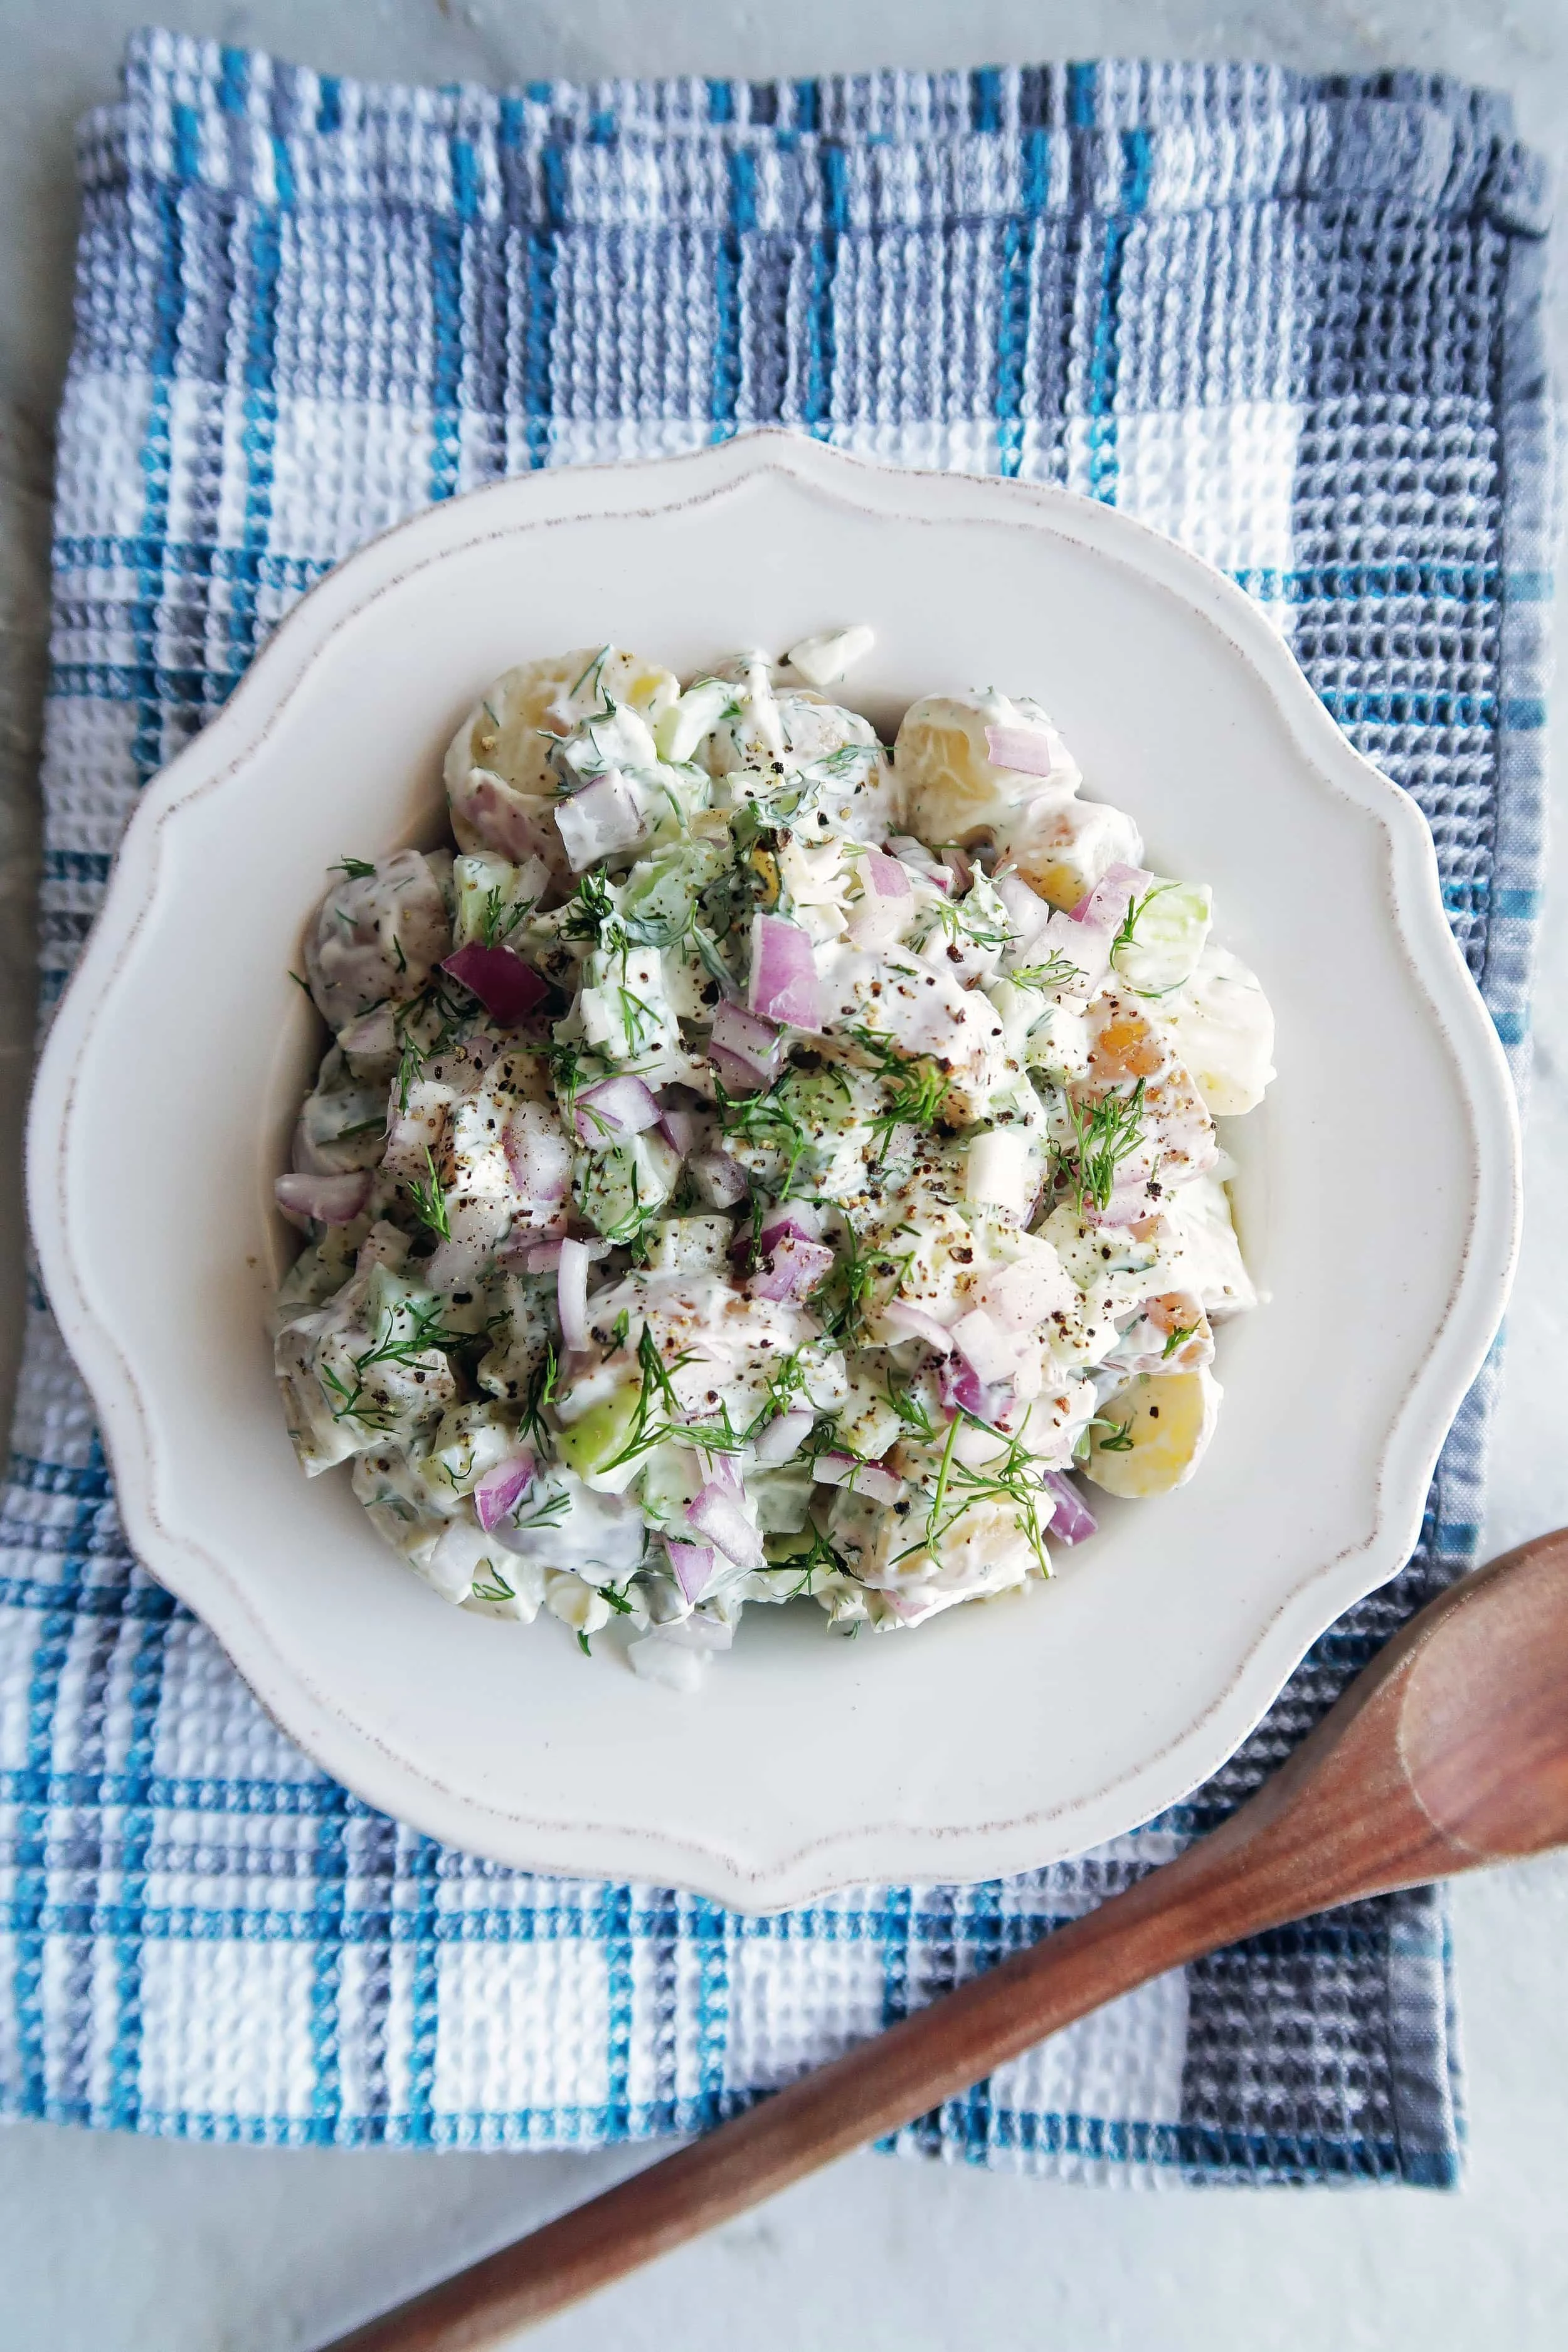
2;4;1566;2347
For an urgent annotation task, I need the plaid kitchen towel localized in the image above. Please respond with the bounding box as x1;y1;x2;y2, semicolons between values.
0;33;1554;2180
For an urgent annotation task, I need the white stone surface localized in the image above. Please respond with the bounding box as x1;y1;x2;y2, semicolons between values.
1;3;1565;2347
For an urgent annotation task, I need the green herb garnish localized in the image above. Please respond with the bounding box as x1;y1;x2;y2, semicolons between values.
1009;951;1080;991
319;1296;468;1429
1108;882;1178;988
403;1145;451;1240
1054;1079;1147;1217
847;1026;952;1159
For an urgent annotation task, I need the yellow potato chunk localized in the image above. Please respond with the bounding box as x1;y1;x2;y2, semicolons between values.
1005;797;1145;910
1082;1366;1221;1497
894;693;1078;845
1158;943;1276;1116
443;649;680;876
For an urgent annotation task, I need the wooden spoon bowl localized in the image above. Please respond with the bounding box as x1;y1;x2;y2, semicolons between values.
324;1528;1568;2351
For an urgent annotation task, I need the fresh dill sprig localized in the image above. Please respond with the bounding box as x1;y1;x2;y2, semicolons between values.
815;1222;910;1349
319;1296;468;1428
885;1370;938;1440
568;645;612;706
559;867;618;945
1108;881;1177;988
511;1483;571;1534
691;924;738;996
846;1026;952;1160
403;1145;451;1239
395;1029;423;1115
390;972;472;1113
922;888;1012;955
1161;1322;1197;1360
1008;950;1081;991
615;983;663;1057
1091;1413;1135;1452
712;1072;812;1195
903;1409;1053;1579
477;886;530;948
331;857;378;881
598;1325;719;1472
470;1560;517;1605
763;1518;853;1599
1054;1079;1147;1217
517;1340;561;1449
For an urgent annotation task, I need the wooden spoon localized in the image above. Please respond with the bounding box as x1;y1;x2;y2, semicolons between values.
322;1527;1568;2352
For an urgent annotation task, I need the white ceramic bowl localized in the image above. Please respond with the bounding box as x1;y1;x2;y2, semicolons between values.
27;432;1518;1910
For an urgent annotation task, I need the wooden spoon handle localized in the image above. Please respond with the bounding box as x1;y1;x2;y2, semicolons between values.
321;1532;1568;2351
320;1704;1442;2351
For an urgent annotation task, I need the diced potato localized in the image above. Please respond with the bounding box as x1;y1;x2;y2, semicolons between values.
894;692;1079;845
1082;1366;1221;1496
444;649;680;876
1004;797;1144;909
1158;943;1276;1116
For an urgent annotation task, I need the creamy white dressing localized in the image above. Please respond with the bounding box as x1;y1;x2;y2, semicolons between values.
274;639;1274;1683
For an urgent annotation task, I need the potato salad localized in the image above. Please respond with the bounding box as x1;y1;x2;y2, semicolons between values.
273;632;1274;1689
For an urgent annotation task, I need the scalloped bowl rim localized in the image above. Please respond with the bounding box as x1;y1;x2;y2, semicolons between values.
26;432;1520;1909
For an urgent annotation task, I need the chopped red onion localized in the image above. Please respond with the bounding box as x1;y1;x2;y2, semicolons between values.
877;1298;954;1355
710;1044;765;1096
711;998;783;1085
575;1073;660;1147
474;1450;538;1534
940;846;974;893
748;1200;824;1253
812;1452;906;1506
985;722;1062;777
689;1148;750;1209
1071;862;1154;930
657;1106;697;1158
752;1408;815;1466
519;1237;609;1273
275;1171;371;1227
940;1364;987;1411
685;1485;764;1570
748;913;824;1032
696;1446;742;1493
664;1539;718;1604
866;848;912;900
553;768;645;871
748;1233;834;1303
556;1236;590;1352
848;848;915;950
1041;1471;1098;1545
440;942;548;1027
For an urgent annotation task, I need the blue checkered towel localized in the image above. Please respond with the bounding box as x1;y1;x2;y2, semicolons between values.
0;34;1553;2180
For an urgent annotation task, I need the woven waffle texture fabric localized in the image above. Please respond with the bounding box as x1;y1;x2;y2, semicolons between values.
0;33;1554;2181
